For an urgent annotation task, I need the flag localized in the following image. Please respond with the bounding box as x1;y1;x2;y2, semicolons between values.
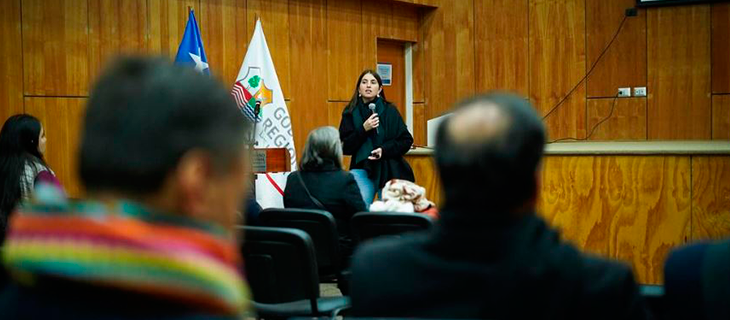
174;10;209;75
232;19;297;170
255;172;290;209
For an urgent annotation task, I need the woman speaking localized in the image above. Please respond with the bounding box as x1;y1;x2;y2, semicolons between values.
339;70;414;206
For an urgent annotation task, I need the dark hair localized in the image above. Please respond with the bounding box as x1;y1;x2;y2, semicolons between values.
344;69;388;112
300;126;343;171
0;114;47;234
435;92;546;213
79;56;250;195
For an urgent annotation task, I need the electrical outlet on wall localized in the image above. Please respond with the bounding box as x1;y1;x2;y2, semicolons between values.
618;88;631;97
634;87;647;97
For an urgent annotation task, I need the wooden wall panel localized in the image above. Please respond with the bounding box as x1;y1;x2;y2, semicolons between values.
362;1;419;68
587;98;647;140
421;1;475;120
713;95;730;140
327;0;363;102
541;85;587;141
647;5;711;140
89;0;148;82
538;156;692;284
327;102;345;128
586;0;647;98
392;0;438;7
200;0;247;86
362;2;418;43
529;0;586;140
361;1;381;68
148;0;200;59
247;0;290;99
389;2;419;42
413;103;426;146
404;155;441;205
326;101;353;171
712;3;730;94
692;156;730;241
22;0;89;96
0;0;23;123
475;0;528;96
24;98;86;198
409;152;730;283
288;0;328;161
412;37;425;103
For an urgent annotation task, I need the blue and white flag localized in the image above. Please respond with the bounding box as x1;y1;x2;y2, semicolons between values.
174;10;209;75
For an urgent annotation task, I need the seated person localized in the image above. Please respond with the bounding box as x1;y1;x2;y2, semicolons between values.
0;57;252;319
349;93;651;320
664;239;730;320
284;126;367;263
0;114;64;244
243;195;262;226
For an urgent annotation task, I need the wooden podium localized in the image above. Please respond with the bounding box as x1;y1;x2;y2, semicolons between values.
251;148;291;173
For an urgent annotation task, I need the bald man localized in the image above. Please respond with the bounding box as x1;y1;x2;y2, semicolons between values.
349;93;652;320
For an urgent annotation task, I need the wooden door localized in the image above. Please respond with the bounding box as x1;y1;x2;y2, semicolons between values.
377;40;406;118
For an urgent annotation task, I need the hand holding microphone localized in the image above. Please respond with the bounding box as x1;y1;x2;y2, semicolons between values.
364;103;379;134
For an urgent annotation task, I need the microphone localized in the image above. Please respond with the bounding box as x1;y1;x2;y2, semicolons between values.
368;103;378;134
254;101;262;117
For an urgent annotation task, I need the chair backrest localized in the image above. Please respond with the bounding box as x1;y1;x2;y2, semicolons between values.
351;212;435;244
258;208;340;279
640;284;664;319
239;226;320;312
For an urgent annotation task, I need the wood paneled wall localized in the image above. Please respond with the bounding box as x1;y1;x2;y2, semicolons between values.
540;155;692;284
24;98;87;197
406;153;730;284
0;0;424;198
22;0;90;96
648;5;711;140
1;0;729;198
0;0;23;123
425;0;729;142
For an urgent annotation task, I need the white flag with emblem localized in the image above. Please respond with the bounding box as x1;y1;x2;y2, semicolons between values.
232;19;297;170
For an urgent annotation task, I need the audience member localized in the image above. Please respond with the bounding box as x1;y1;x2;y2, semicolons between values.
349;93;651;319
664;239;730;320
0;57;252;319
0;114;62;244
284;126;367;264
243;195;263;226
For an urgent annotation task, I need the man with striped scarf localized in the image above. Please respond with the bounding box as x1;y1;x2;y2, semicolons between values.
0;57;253;319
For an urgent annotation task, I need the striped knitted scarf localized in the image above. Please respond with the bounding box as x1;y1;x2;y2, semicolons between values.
2;199;250;317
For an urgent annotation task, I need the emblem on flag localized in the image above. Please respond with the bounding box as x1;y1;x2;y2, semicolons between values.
232;68;273;122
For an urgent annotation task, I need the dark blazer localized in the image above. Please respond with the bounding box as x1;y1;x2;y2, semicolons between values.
339;97;414;189
0;278;235;320
665;239;730;320
350;212;651;320
284;165;367;257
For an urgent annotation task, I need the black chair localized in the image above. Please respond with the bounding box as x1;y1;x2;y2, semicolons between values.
258;208;341;282
640;284;664;319
239;226;350;319
351;211;435;245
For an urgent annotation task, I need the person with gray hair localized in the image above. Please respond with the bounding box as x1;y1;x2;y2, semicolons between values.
284;126;367;264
